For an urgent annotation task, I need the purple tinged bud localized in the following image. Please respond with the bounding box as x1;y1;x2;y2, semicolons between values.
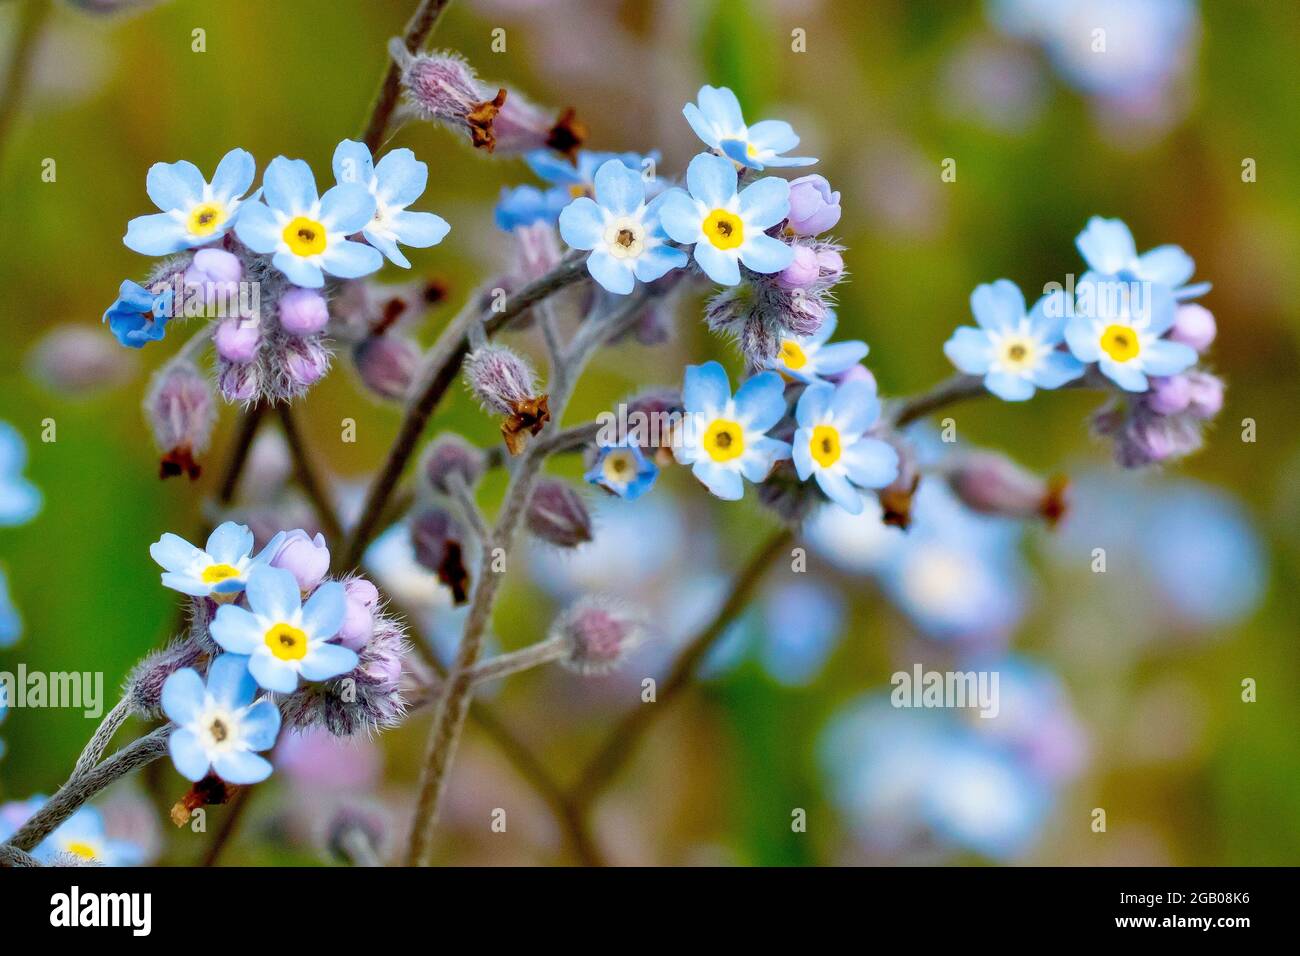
272;530;331;591
464;344;538;415
946;451;1067;524
777;244;821;290
214;317;261;364
339;576;380;651
1169;304;1216;353
422;434;487;495
278;287;330;337
144;359;216;480
786;175;842;236
217;360;260;403
551;595;646;674
282;336;331;389
126;637;205;716
354;335;419;401
815;247;845;279
526;479;593;548
832;363;876;389
1184;370;1224;419
1146;375;1193;416
185;248;243;310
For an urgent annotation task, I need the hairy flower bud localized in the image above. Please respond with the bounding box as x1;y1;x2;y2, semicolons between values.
144;359;216;480
272;530;331;591
422;434;487;495
1169;303;1216;353
353;335;419;401
946;451;1067;524
184;248;243;312
526;479;593;548
217;359;260;404
1092;400;1205;469
338;576;381;651
278;287;331;337
279;336;332;393
126;636;206;717
464;344;550;454
786;175;842;236
777;244;821;290
411;507;470;604
214;317;261;364
551;595;646;674
1183;370;1224;419
1146;374;1192;416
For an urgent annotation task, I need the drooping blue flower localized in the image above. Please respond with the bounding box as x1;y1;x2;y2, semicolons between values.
34;803;146;866
558;159;687;294
1064;272;1195;392
683;85;816;169
584;442;658;500
703;579;847;686
495;184;569;231
0;421;41;527
658;152;794;286
101;279;175;349
150;521;285;600
124;147;257;255
210;566;356;693
943;279;1085;401
331;139;450;269
674;360;791;500
767;312;868;383
161;653;281;785
1075;215;1209;300
793;379;899;514
234;156;382;287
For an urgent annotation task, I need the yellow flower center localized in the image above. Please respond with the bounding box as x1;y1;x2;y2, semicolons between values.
201;563;242;584
778;339;808;370
1100;324;1140;362
703;418;745;462
810;424;842;468
188;202;226;236
283;216;328;257
264;622;309;661
703;209;745;250
65;841;99;860
602;449;636;483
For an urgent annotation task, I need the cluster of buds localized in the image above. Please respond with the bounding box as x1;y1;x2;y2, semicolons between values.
464;344;550;454
143;359;217;479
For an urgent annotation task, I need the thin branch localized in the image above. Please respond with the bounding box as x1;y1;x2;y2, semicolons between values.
214;403;267;509
888;374;985;428
71;697;133;779
361;0;454;152
277;404;345;545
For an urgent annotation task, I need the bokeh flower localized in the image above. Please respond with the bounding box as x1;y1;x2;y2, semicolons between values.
584;443;658;499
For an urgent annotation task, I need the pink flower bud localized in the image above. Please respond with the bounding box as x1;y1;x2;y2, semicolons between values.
272;530;331;591
946;451;1067;524
144;359;216;480
338;576;380;651
815;247;845;279
464;344;538;415
282;337;331;389
551;595;646;674
214;317;261;364
218;360;260;403
1169;304;1216;353
526;479;593;548
353;335;419;401
422;434;486;495
786;175;842;236
278;287;330;336
1146;375;1192;416
1184;370;1224;419
777;244;821;290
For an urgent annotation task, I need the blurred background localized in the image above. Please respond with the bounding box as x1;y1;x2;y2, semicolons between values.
0;0;1297;865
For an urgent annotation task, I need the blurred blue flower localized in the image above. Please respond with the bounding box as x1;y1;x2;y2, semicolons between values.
766;312;868;384
34;803;146;866
123;147;257;255
683;85;816;169
332;139;450;269
527;148;653;193
0;568;21;649
1075;216;1209;300
584;443;658;500
102;279;174;349
495;184;569;231
703;579;846;687
0;422;40;527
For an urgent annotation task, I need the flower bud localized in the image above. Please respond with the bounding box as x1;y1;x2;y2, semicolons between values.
278;287;331;336
422;434;487;495
144;359;216;480
217;359;260;403
1146;375;1192;416
281;336;331;390
464;344;549;454
832;363;876;389
323;803;390;866
513;221;562;284
411;508;470;604
1183;370;1224;419
28;324;134;395
214;317;261;364
126;637;206;717
184;248;243;311
526;479;593;548
815;247;845;281
338;576;381;651
397;47;507;151
946;451;1067;524
550;595;646;674
776;244;821;290
1169;304;1216;353
786;175;842;236
272;530;331;591
353;335;419;401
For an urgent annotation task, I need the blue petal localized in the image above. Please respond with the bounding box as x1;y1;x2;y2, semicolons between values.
209;148;256;204
206;521;253;564
320;238;384;279
319;182;376;234
526;150;584;185
146;160;205;211
813;341;869;375
150;532;203;573
212;749;273;785
232;201;281;254
693;460;745;500
587;249;636;294
758;153;817;168
160;668;204;724
684;361;731;417
262;157;318;215
1030;350;1085;389
841;438;898;488
366;230;410;268
737;176;790;229
249;652;299;693
593;159;644;216
830;379;880;433
206;653;257;709
558;196;605;249
209;605;262;654
747;120;799;153
741;436;791;481
1144;283;1178;335
332;138;374;186
374;148;428;206
683;101;721;147
1140;338;1197;376
240;698;281;750
816;469;863;513
696;85;744;134
796;381;834;426
273;251;324;287
656;189;703;244
970;279;1025;331
124;213;190;255
1064;317;1101;362
299;642;359;681
739;233;794;274
686;152;738;209
633;243;687;283
984;370;1036;401
693;242;741;285
159;572;212;597
733;371;787;432
168;728;211;781
1099;358;1149;392
1075;216;1136;274
943;326;994;373
246;566;301;621
1027;290;1070;342
792;427;815;479
302;581;346;639
1138;245;1194;288
391;210;449;248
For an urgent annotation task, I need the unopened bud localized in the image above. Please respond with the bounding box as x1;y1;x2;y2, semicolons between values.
338;576;380;651
28;324;134;395
144;359;216;480
946;451;1067;525
271;529;331;591
464;344;549;454
786;175;842;236
1169;304;1216;353
184;248;243;312
353;335;419;401
1183;370;1224;419
214;317;261;363
1146;375;1192;416
410;508;470;604
280;336;331;391
551;595;646;674
217;359;260;404
777;244;820;291
126;637;206;717
422;434;487;495
526;479;593;548
278;287;330;337
396;47;507;151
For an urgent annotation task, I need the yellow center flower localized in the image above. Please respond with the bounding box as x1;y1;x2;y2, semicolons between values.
703;418;745;462
264;622;309;661
65;841;99;860
188;202;226;236
1100;324;1140;362
703;209;744;250
201;563;242;584
283;216;328;257
810;424;842;468
779;339;808;370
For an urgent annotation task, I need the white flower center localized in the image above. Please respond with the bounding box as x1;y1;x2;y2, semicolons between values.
604;216;646;259
194;703;243;755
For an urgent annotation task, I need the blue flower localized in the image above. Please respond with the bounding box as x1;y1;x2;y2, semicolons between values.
658;153;794;285
124;148;257;255
234;156;383;287
331;139;450;269
0;568;21;649
793;379;899;513
943;279;1085;401
150;521;285;599
0;421;40;527
683;85;816;169
584;443;658;499
1075;215;1210;300
527;149;653;191
674;361;791;500
559;159;687;294
34;804;146;865
161;653;281;784
1064;272;1195;392
768;312;868;383
210;566;357;693
102;279;175;349
495;184;569;231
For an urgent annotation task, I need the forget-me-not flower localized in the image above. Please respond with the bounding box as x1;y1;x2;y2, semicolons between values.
683;85;816;169
150;521;285;600
943;280;1085;401
162;653;281;784
34;803;146;866
675;360;791;500
793;379;899;514
584;443;658;500
559;158;686;294
0;569;21;649
124;147;257;255
210;565;356;693
0;421;41;527
1075;215;1209;300
528;148;653;195
235;156;383;287
495;184;569;231
768;312;869;383
658;152;794;286
102;279;175;349
332;139;450;269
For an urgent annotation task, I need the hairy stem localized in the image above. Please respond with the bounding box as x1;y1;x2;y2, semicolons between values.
71;697;134;780
361;0;454;152
277;404;345;544
467;637;566;685
888;373;987;428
